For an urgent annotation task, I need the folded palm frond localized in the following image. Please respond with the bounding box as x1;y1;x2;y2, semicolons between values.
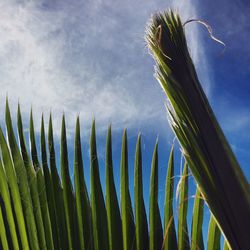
146;10;250;249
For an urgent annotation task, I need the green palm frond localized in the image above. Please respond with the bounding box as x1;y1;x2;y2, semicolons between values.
145;9;250;250
191;187;204;250
134;134;149;250
177;163;190;250
0;9;249;250
163;145;177;250
90;120;109;250
120;129;135;250
149;141;163;250
5;100;38;250
74;117;92;250
0;102;239;249
106;126;123;250
207;215;221;250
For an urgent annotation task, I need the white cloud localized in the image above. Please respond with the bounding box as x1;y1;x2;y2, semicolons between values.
0;0;208;139
217;104;250;134
170;0;213;96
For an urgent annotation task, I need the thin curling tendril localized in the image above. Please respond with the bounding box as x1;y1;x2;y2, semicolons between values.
183;19;226;54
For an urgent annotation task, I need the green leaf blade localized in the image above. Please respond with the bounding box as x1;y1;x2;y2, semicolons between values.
120;129;135;250
29;110;40;169
163;145;177;250
41;115;60;250
178;163;190;250
207;215;221;250
74;117;93;250
90;120;109;250
17;106;47;250
191;187;204;250
105;126;123;250
4;100;39;249
0;158;19;250
223;240;231;250
134;134;149;250
60;115;75;250
48;114;68;250
36;168;54;250
0;127;27;250
30;115;55;250
149;142;163;250
0;204;9;250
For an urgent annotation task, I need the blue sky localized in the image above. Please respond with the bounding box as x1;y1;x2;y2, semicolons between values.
0;0;249;244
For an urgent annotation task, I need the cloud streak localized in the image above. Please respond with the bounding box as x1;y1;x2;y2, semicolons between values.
0;0;209;139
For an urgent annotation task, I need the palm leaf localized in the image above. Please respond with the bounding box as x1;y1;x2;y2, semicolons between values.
207;215;221;250
90;120;109;250
145;10;250;249
29;114;54;250
0;204;9;250
48;114;68;250
134;134;149;250
149;141;163;250
0;158;18;250
60;115;75;249
224;240;230;250
29;110;40;169
120;129;136;250
163;145;177;250
41;115;60;249
0;128;26;250
30;108;54;249
17;106;47;250
105;126;123;250
5;101;39;250
191;187;204;250
177;163;190;250
74;116;93;250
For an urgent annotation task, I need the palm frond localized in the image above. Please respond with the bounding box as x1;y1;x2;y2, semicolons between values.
0;10;248;250
120;129;135;250
0;104;236;249
149;141;163;250
145;10;250;249
106;126;123;250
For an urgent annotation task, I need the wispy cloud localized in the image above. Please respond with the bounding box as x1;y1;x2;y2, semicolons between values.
216;100;250;134
170;0;213;96
0;0;208;139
